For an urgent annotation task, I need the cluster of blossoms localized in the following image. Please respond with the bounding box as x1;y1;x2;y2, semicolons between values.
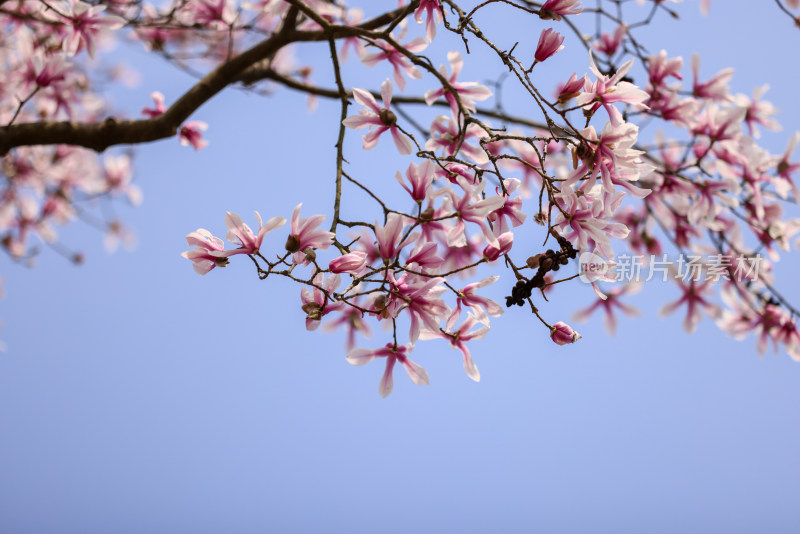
3;0;800;385
181;0;800;394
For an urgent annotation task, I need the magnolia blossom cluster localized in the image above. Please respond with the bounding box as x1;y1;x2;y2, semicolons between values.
3;0;800;385
182;0;800;396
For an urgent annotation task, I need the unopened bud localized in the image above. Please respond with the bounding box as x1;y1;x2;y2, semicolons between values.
302;246;316;262
285;234;301;253
374;295;387;312
526;255;541;269
420;207;435;221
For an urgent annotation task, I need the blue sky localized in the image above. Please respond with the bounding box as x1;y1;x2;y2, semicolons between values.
2;1;800;532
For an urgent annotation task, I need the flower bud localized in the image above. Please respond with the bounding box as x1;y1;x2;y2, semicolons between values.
329;251;368;275
534;28;565;63
550;321;581;345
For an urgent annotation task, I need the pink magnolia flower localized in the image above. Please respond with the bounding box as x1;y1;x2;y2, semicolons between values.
659;277;721;334
323;296;372;351
102;155;142;206
104;220;136;253
483;231;514;261
61;0;125;57
329;251;368;275
426;115;489;165
182;228;230;275
374;213;417;263
750;304;789;357
342;79;413;154
396;160;435;203
361;35;428;90
439;182;506;248
775;132;800;199
406;241;444;270
415;0;443;41
772;312;800;362
179;121;208;150
553;185;630;258
691;53;733;102
487;178;527;235
550;321;581;345
446;275;504;330
420;313;489;382
733;85;781;138
436;162;479;191
571;281;641;334
181;0;238;29
593;24;626;57
384;272;448;343
555;72;587;105
346;343;429;398
285;203;335;264
565;121;650;204
339;8;366;61
141;91;166;118
20;51;70;93
539;0;583;20
135;3;190;51
424;51;492;115
646;50;683;88
224;211;286;256
300;272;344;331
576;55;649;126
534;28;565;63
441;235;485;275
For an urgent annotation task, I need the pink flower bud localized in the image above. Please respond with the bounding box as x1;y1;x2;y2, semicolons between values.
540;0;583;21
329;251;368;275
534;28;565;63
550;321;581;345
483;232;513;261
